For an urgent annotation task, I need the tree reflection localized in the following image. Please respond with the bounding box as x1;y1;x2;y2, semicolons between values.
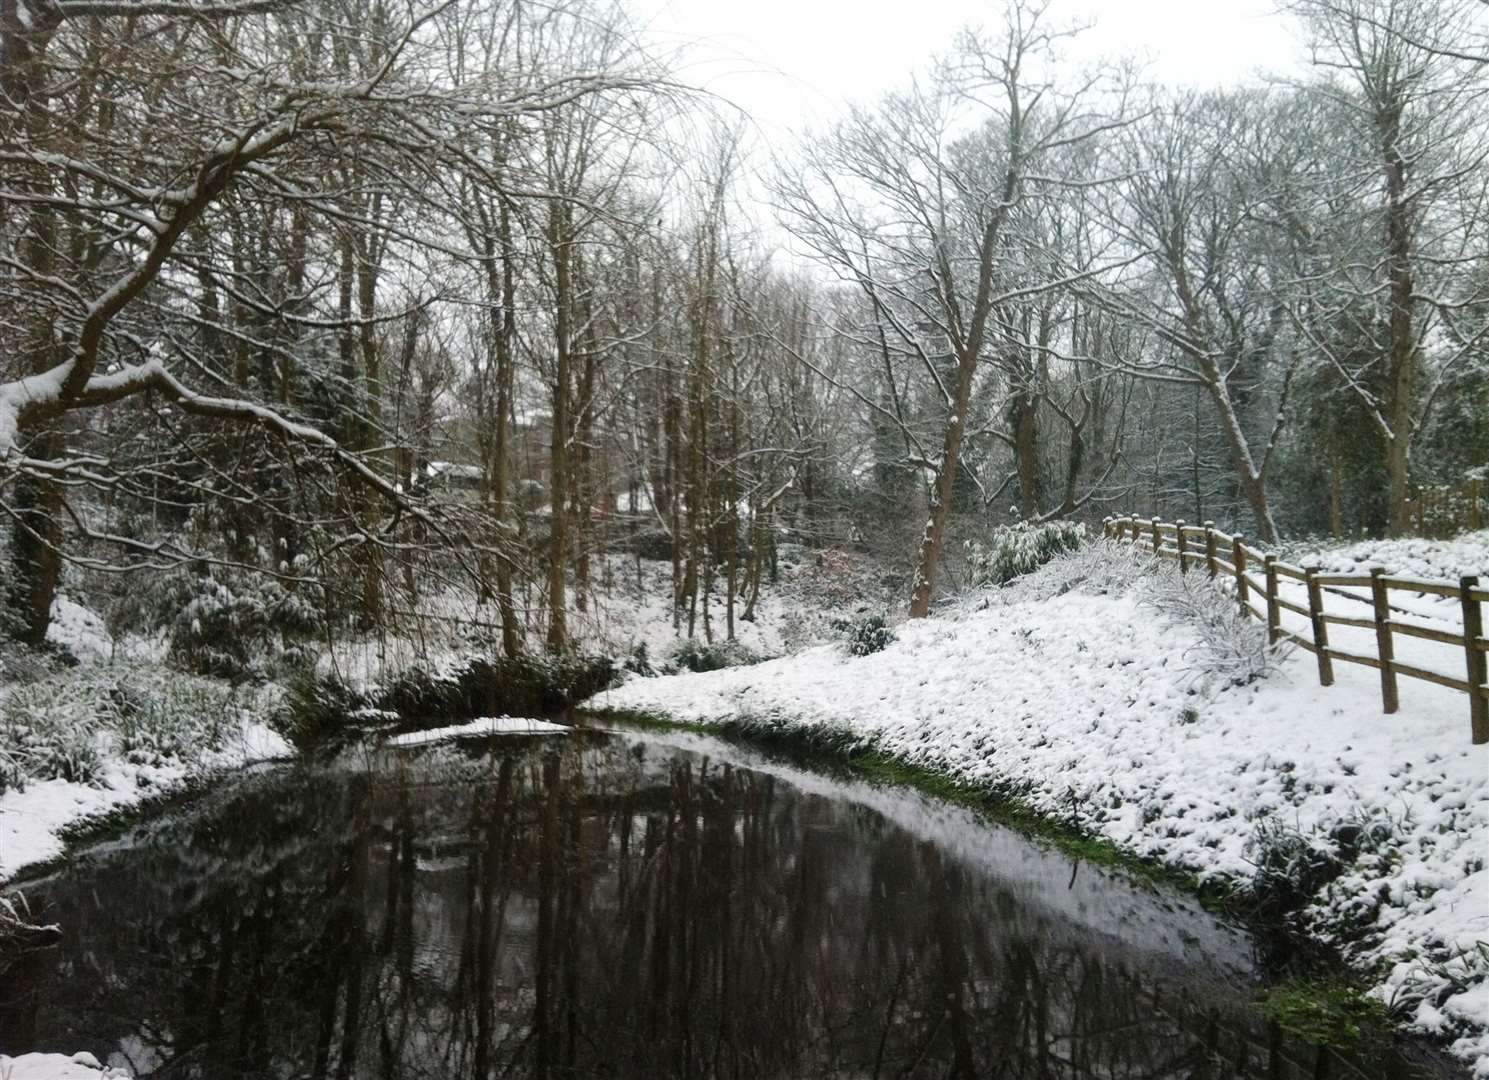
0;737;1444;1079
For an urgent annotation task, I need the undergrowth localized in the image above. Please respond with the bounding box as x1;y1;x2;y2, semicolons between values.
276;652;619;753
0;665;245;792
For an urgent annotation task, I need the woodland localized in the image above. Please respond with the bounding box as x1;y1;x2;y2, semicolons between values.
1;0;1486;660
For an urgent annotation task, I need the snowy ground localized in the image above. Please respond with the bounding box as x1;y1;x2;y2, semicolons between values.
594;539;1489;1073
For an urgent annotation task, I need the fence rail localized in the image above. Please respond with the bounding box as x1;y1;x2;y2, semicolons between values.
1102;515;1489;746
1407;477;1485;538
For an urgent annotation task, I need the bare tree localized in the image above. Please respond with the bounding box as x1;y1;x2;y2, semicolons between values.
777;0;1127;617
1288;0;1489;534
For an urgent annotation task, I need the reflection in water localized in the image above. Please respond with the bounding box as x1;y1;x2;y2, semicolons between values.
0;730;1454;1078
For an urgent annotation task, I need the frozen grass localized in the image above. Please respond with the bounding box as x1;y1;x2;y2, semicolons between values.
595;539;1489;1073
0;664;252;794
1141;567;1291;692
0;658;289;880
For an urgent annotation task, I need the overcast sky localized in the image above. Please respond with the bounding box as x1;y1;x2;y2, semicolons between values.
634;0;1303;143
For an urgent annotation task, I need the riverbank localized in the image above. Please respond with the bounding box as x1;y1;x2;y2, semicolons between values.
589;541;1489;1074
0;662;290;883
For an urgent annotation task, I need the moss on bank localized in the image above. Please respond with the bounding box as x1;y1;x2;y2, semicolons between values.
583;707;1201;893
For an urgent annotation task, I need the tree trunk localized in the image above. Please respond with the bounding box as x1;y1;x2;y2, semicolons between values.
909;352;978;618
1381;105;1416;537
546;200;572;653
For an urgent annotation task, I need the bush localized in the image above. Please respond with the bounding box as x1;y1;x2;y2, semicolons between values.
1142;570;1289;690
623;644;655;677
0;742;25;795
666;638;760;673
378;653;617;721
115;568;323;682
965;520;1086;587
998;539;1160;603
110;678;238;764
276;652;620;753
0;665;249;789
1249;818;1348;920
272;671;378;754
1;681;106;785
834;614;896;656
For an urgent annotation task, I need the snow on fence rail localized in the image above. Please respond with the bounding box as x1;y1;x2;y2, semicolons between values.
1102;515;1489;746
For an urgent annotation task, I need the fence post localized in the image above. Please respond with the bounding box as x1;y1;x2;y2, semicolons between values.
1175;520;1188;574
1233;535;1249;616
1151;518;1162;557
1461;575;1487;745
1203;521;1218;578
1264;555;1281;645
1305;568;1334;687
1370;567;1399;714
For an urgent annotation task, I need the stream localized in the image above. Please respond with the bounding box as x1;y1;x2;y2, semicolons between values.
0;722;1464;1078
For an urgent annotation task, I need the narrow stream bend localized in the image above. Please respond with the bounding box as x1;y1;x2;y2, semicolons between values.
0;724;1461;1078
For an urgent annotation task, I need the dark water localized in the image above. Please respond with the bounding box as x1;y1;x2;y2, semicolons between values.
0;725;1461;1078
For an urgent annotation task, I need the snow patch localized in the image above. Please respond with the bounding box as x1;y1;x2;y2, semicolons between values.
386;716;570;747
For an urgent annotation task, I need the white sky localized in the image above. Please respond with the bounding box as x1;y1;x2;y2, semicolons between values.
634;0;1303;144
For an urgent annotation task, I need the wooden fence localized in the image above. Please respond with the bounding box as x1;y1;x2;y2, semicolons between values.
1102;515;1489;746
1406;477;1485;538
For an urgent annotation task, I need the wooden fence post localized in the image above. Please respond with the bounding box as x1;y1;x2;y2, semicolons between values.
1461;575;1487;745
1203;521;1218;578
1175;520;1188;574
1305;568;1334;686
1264;555;1281;645
1370;567;1399;714
1151;518;1162;557
1233;535;1249;615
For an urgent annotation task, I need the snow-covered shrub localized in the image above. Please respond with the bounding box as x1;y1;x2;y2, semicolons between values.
109;678;238;764
834;614;896;656
118;569;323;681
964;520;1086;588
996;539;1159;604
298;652;620;746
273;671;375;753
1249;817;1349;919
0;741;24;795
0;681;106;785
622;643;655;677
667;638;760;674
0;665;246;784
0;638;54;687
1141;570;1288;690
0;597;64;687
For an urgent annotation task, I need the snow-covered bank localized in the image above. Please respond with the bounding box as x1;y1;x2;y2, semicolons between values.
0;720;288;882
0;660;290;884
593;541;1489;1073
0;1051;127;1079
